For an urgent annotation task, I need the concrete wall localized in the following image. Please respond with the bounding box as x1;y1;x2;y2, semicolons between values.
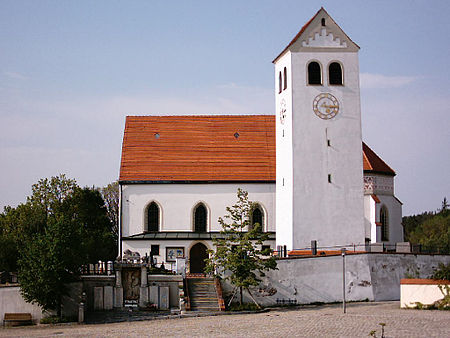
221;253;450;306
148;275;183;309
80;276;115;311
0;286;44;325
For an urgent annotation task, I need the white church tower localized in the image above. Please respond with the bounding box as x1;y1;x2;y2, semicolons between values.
274;8;366;250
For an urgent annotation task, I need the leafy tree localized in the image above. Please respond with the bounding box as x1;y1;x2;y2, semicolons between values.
61;187;117;261
18;215;83;316
0;174;118;317
206;188;277;307
100;181;119;240
408;210;450;252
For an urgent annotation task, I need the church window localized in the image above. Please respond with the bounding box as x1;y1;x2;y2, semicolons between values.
147;202;160;232
328;174;332;183
278;71;282;93
283;67;287;90
329;62;343;85
194;203;207;232
321;18;326;26
380;206;389;241
150;244;160;256
308;61;322;85
250;204;264;232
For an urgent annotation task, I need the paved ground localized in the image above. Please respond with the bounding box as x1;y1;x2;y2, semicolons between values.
1;301;449;337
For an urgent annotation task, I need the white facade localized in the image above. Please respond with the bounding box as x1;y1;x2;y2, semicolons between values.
364;174;403;245
275;9;365;250
120;183;275;267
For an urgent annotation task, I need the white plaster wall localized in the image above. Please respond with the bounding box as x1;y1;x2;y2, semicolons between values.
364;195;376;242
275;52;294;250
121;183;275;238
0;286;44;324
400;282;449;308
377;195;403;245
290;50;365;249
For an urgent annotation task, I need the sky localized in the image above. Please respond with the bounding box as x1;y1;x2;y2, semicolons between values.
0;0;449;216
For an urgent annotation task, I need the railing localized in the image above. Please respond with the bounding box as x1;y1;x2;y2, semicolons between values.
274;242;450;257
80;261;114;275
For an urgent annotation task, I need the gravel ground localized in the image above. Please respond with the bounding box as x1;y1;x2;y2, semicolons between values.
1;301;449;337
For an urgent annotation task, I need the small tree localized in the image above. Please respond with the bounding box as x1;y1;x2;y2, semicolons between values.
206;188;277;307
100;181;119;240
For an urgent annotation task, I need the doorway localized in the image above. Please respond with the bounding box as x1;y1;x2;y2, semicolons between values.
189;243;208;274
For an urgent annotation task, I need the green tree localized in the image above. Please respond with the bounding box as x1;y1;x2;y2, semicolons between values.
100;181;119;240
408;210;450;252
1;175;118;317
206;188;277;307
18;215;83;316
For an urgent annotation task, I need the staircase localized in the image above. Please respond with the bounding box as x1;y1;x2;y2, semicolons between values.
187;277;222;312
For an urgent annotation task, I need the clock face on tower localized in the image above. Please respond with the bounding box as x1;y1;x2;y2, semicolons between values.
279;99;287;124
312;93;340;120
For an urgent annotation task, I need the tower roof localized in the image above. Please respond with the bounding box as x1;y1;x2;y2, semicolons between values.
273;7;359;63
363;142;396;176
119;115;395;182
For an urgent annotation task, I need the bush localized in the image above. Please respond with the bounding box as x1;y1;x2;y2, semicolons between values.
40;316;75;324
228;303;260;312
431;263;450;280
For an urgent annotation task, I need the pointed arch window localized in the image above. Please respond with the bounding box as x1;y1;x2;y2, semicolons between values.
329;62;343;85
278;71;282;94
380;206;389;241
250;204;264;233
283;67;287;90
147;202;159;232
308;61;322;85
194;203;207;233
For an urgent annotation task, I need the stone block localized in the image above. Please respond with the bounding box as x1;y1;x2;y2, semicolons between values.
370;243;384;253
93;287;104;310
114;287;123;308
139;286;149;307
159;286;169;310
104;286;113;310
396;242;411;253
149;285;159;307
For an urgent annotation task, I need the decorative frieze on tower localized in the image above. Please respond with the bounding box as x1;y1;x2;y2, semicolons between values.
274;8;365;250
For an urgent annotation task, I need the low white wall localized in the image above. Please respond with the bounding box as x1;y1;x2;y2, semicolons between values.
400;279;450;308
0;286;44;325
221;253;450;306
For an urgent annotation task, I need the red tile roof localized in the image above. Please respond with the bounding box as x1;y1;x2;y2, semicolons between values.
119;115;395;182
363;142;396;176
119;115;276;182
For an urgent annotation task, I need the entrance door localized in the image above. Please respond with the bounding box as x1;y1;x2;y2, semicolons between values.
189;243;208;274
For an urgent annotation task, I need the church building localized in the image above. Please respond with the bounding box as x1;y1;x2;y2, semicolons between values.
118;8;403;273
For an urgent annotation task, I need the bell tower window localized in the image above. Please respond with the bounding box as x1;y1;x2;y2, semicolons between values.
278;71;282;94
308;61;322;85
283;67;287;90
329;62;343;85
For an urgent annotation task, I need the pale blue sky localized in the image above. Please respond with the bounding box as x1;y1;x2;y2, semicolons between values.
1;0;449;216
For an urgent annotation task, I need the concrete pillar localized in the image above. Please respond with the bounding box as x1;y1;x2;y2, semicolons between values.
141;266;148;287
114;287;123;308
115;269;122;287
104;286;114;310
149;285;159;307
159;286;169;310
78;302;85;323
93;287;104;310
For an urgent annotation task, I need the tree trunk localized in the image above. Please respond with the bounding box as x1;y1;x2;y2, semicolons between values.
240;286;243;305
57;295;62;319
